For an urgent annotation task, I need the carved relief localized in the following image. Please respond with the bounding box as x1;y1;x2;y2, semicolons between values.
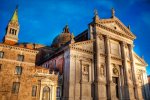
82;64;89;82
112;64;119;76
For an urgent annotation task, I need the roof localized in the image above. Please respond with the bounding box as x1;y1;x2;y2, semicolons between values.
11;7;18;22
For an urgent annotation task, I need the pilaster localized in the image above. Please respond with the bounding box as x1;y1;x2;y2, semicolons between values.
105;35;113;100
121;42;131;99
129;44;139;100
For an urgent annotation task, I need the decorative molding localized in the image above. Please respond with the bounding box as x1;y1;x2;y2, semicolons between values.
0;43;38;54
111;56;122;61
96;18;136;39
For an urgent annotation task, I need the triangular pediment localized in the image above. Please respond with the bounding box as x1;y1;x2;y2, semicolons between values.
134;52;147;66
70;40;93;54
98;18;136;40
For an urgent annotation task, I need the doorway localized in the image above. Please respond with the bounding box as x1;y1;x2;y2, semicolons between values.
112;77;119;98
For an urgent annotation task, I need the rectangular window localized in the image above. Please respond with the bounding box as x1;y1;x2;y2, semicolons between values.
17;55;24;61
15;66;22;75
32;85;37;97
56;87;61;98
12;82;20;94
0;51;4;58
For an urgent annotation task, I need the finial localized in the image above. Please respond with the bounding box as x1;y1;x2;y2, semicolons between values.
63;24;70;33
93;9;100;23
94;9;98;16
128;25;130;30
111;8;115;18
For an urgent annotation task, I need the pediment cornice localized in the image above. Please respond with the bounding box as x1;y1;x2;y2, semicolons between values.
134;52;147;66
69;40;94;54
91;17;136;40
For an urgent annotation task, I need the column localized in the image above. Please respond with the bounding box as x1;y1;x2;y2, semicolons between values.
129;44;139;99
96;34;100;80
94;33;100;99
121;41;130;99
105;35;112;99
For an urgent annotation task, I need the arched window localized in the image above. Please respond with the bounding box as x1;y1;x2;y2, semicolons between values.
42;86;50;100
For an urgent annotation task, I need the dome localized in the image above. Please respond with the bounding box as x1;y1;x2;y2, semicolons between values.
51;25;72;48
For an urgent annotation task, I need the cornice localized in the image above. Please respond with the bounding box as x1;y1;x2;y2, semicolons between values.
0;43;38;54
134;52;147;66
135;63;146;67
69;39;94;47
70;47;93;54
111;56;122;61
114;18;136;38
95;23;134;40
69;40;94;54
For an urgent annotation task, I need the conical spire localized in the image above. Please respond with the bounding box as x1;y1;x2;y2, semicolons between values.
11;5;18;22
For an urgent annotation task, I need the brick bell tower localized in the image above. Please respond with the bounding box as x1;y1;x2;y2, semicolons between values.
3;6;20;45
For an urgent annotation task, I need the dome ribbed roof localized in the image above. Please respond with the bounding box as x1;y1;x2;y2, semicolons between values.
51;25;71;48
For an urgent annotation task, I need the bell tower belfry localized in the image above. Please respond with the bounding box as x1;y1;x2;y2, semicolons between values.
3;6;20;45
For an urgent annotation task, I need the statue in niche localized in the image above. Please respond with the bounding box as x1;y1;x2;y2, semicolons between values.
82;65;89;82
99;34;103;40
100;65;105;76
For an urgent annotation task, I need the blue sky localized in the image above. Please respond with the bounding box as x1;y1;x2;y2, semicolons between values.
0;0;150;75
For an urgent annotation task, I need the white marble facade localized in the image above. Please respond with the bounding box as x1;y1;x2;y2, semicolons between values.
61;10;150;100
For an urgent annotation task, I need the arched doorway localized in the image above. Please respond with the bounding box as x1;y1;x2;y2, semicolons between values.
42;86;50;100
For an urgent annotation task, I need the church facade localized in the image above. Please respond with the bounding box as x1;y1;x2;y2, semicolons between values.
0;7;150;100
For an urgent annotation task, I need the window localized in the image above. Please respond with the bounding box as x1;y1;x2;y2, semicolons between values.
12;82;20;93
9;28;17;35
32;85;37;97
17;55;24;61
15;66;22;75
0;51;4;58
56;87;61;98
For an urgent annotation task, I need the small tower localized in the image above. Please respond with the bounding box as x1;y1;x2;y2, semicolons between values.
3;6;20;45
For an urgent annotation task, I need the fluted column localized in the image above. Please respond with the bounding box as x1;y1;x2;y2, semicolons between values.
129;44;139;99
121;41;130;99
105;35;112;99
